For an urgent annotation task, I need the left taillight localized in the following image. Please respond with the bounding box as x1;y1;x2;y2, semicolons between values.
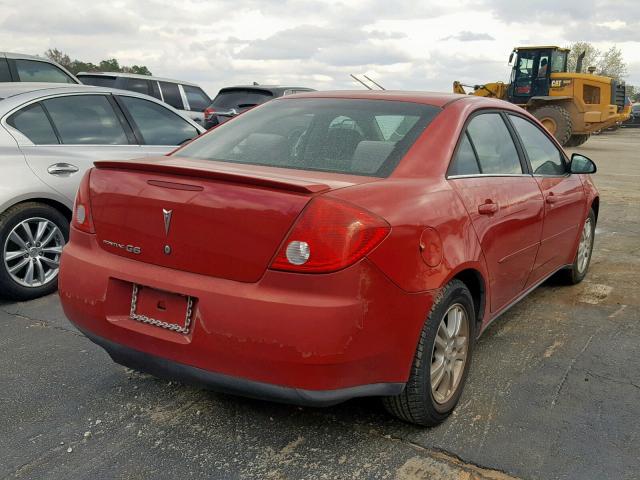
73;169;95;233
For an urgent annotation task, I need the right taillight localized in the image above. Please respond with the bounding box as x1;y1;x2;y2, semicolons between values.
270;197;390;273
73;169;95;234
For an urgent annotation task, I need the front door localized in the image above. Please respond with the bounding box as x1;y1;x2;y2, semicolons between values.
448;112;544;312
507;114;586;285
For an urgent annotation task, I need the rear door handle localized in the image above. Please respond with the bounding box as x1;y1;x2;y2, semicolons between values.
478;202;499;215
47;163;79;176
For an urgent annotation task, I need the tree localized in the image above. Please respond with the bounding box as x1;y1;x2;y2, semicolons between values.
567;42;599;73
43;48;152;76
598;46;627;80
566;42;628;80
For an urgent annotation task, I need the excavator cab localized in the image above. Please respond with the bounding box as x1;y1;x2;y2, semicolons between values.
507;47;569;104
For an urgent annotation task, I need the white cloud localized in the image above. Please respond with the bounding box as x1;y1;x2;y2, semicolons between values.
0;0;639;98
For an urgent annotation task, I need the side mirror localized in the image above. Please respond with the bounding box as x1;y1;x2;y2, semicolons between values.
570;153;597;174
508;51;515;65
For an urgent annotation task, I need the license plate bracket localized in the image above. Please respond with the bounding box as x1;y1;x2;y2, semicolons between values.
129;284;194;334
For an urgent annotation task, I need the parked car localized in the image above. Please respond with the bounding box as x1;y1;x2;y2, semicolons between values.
0;83;204;300
623;103;640;127
77;72;211;126
204;85;314;129
59;91;598;426
0;52;79;84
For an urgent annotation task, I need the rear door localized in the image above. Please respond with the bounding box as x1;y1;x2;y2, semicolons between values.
5;93;143;202
507;114;586;285
448;111;544;312
115;95;201;156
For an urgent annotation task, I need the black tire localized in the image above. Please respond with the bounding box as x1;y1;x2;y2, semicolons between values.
565;134;590;147
561;209;596;285
530;105;573;146
382;279;476;426
0;202;69;301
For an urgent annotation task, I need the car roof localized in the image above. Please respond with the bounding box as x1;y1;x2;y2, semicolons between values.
218;85;315;94
1;51;53;61
76;71;201;87
0;82;204;130
275;90;488;108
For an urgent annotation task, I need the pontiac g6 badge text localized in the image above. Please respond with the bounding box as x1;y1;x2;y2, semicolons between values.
102;239;141;255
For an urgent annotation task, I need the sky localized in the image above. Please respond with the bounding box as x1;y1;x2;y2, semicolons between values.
1;0;639;97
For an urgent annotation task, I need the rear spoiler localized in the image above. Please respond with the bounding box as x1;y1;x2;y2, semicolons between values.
93;159;330;194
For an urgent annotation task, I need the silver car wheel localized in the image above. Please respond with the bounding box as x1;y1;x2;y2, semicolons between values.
3;217;65;288
431;303;469;405
576;218;593;274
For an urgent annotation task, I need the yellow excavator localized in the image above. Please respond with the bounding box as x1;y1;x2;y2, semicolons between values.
453;46;627;146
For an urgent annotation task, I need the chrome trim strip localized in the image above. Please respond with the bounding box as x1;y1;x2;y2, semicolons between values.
447;173;533;179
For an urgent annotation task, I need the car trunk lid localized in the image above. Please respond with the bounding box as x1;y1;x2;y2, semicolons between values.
89;157;377;282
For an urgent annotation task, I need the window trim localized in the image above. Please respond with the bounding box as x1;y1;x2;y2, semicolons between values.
446;108;531;179
10;58;77;84
2;92;139;146
114;93;199;146
505;111;570;178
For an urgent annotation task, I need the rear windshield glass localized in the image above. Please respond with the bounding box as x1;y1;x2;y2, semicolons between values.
78;75;117;87
176;98;440;177
212;89;274;110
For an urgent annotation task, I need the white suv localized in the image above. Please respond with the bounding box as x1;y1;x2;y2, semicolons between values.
77;72;211;125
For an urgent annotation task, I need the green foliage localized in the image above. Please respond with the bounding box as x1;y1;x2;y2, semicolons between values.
44;48;152;76
566;42;627;80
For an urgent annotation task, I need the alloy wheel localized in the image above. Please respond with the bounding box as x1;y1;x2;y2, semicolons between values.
576;218;593;274
3;217;65;288
431;303;469;405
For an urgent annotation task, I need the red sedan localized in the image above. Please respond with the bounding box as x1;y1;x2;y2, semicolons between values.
59;91;599;426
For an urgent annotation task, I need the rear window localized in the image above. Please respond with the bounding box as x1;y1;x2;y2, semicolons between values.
212;89;274;110
176;98;440;177
78;75;117;87
183;85;210;111
14;59;76;84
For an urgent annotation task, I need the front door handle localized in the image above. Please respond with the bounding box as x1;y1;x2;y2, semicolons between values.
545;193;558;204
47;163;79;176
478;202;499;215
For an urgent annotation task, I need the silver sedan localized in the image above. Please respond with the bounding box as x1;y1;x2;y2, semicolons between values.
0;82;205;300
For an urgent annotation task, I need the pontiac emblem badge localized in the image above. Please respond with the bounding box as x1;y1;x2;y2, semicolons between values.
162;209;172;236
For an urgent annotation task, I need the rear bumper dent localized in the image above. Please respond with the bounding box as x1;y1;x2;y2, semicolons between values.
82;327;404;407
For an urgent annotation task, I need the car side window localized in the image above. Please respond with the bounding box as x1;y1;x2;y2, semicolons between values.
466;113;522;174
7;103;59;144
123;77;152;96
119;96;199;145
449;132;481;176
509;115;566;175
42;95;129;145
0;58;11;81
183;85;209;111
159;81;184;110
14;59;75;84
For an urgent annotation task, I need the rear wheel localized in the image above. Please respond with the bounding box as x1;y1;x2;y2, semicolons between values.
382;279;475;426
565;134;590;147
0;202;69;300
530;105;573;146
562;209;596;284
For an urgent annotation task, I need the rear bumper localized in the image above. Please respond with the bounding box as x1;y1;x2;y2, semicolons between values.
81;327;403;406
60;228;434;402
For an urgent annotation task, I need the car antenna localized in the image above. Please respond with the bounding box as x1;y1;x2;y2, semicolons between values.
350;74;372;90
364;75;386;90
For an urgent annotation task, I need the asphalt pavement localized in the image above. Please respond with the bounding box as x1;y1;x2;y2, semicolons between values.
1;129;639;480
